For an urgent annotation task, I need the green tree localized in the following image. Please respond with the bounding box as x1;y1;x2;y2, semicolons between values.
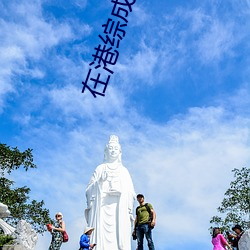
0;143;52;233
210;167;250;232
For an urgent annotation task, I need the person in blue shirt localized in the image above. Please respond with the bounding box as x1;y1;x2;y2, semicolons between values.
79;227;96;250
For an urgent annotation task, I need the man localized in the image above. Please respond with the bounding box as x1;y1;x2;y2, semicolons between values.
133;194;156;250
230;225;244;250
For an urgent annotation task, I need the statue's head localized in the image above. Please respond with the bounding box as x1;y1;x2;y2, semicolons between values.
104;135;122;163
0;202;10;218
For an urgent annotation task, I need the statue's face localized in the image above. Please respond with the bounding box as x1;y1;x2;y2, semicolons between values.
107;142;121;160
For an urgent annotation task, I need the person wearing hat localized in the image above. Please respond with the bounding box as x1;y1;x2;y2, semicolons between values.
79;227;96;250
230;225;244;250
48;212;66;250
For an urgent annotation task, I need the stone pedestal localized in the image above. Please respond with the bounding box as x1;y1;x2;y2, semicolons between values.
2;246;26;250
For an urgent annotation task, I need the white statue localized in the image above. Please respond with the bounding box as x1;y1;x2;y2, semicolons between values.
0;203;38;250
0;202;11;218
13;220;38;250
0;202;15;235
85;135;136;250
239;229;250;250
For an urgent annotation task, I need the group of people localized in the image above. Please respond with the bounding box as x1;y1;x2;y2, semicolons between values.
47;212;96;250
212;224;245;250
48;135;156;250
80;193;156;250
47;136;247;250
48;210;246;250
48;193;156;250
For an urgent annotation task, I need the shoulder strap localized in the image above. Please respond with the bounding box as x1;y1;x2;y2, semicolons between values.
145;203;151;215
59;221;63;228
136;206;140;215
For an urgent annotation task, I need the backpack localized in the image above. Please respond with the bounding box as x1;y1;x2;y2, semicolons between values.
136;203;154;229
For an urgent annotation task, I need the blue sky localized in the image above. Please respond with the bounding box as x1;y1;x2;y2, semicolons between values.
1;0;250;249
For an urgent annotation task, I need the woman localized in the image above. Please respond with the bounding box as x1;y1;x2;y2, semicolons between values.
79;227;96;250
212;227;232;250
49;212;66;250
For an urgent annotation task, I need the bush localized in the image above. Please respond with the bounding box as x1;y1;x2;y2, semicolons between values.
0;234;14;247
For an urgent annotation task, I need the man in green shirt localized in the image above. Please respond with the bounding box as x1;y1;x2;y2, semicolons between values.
133;194;156;250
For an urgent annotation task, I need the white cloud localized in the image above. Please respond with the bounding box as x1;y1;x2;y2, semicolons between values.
121;44;158;87
188;8;210;33
10;91;250;249
47;83;127;120
218;83;250;116
196;20;235;63
1;2;73;58
0;0;74;110
73;0;88;9
130;5;150;27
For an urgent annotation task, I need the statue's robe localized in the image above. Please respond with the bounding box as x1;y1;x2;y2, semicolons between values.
239;229;250;250
85;163;135;250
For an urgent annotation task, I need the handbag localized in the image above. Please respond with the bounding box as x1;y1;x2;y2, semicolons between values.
62;231;69;242
46;224;52;232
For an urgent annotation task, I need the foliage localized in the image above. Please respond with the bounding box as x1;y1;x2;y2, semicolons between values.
0;144;36;176
0;143;52;233
0;234;14;246
210;167;250;233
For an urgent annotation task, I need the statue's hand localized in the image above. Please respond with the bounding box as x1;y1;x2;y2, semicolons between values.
129;213;135;222
88;201;93;208
101;171;108;181
86;195;95;209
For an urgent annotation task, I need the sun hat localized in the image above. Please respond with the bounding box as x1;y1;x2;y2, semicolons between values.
84;227;95;234
55;212;63;218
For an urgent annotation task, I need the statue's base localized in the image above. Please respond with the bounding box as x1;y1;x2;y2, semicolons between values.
1;245;26;250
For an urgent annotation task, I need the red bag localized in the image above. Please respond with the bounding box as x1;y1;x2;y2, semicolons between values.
46;224;52;232
62;231;69;242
